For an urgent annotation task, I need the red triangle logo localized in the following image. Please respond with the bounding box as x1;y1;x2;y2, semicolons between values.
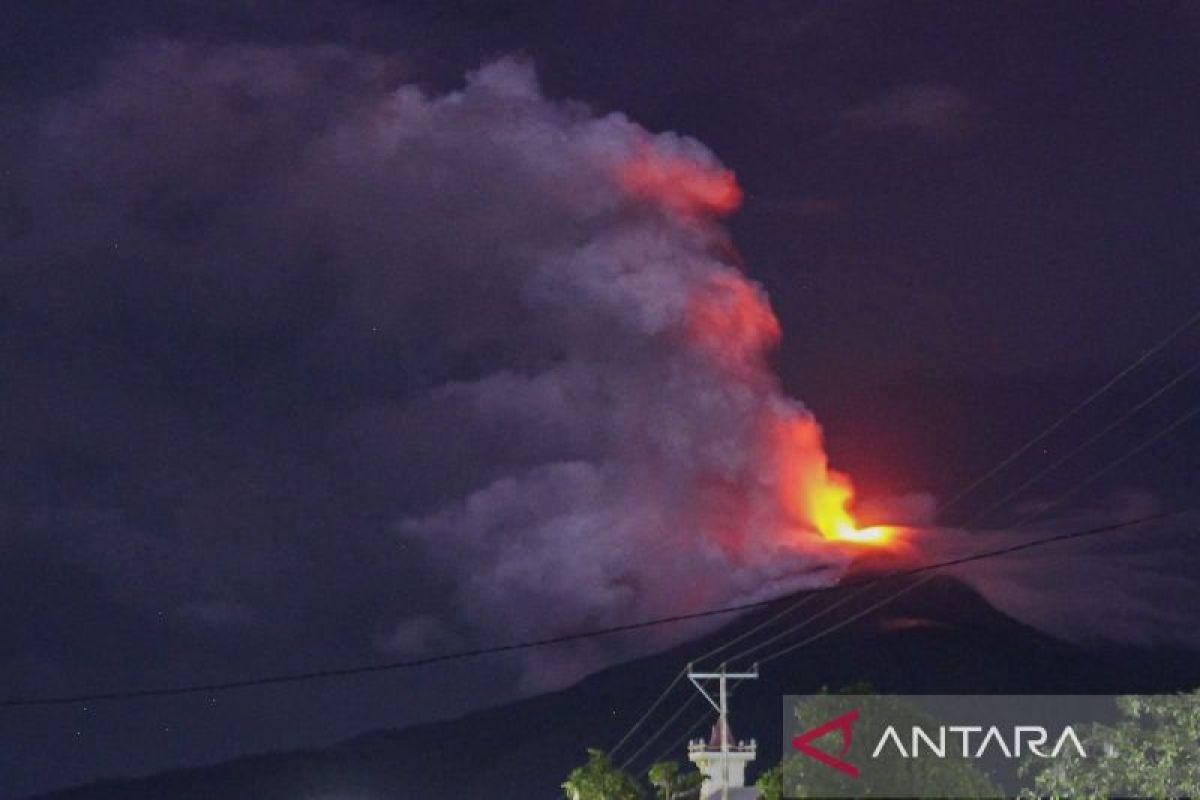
791;709;860;778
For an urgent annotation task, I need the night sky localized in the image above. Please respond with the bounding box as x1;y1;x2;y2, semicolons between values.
3;2;1199;798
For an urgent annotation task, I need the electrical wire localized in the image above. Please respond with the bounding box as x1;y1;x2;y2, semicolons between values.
614;587;859;766
629;680;745;775
937;307;1200;518
689;591;821;668
974;356;1200;525
727;493;1193;671
596;507;1185;764
721;581;882;666
2;508;1186;710
610;314;1200;766
608;585;822;759
607;586;825;762
756;574;938;666
691;336;1200;686
608;670;685;757
1012;404;1200;528
709;394;1200;685
644;708;712;774
617;692;701;772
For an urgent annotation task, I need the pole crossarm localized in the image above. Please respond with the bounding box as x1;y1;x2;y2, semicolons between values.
687;663;758;715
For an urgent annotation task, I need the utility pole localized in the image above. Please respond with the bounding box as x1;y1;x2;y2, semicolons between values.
687;662;758;800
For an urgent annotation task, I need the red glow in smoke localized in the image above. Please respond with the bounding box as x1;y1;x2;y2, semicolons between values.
617;149;743;217
617;143;899;552
685;272;782;369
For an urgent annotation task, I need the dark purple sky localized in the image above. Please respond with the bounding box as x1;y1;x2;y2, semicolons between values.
2;2;1199;797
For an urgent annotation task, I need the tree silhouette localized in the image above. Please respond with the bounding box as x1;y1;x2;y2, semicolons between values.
563;748;644;800
648;761;705;799
1021;690;1200;799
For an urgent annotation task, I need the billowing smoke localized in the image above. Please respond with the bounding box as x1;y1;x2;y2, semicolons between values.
8;36;1199;800
8;42;1191;707
367;59;865;678
4;41;864;691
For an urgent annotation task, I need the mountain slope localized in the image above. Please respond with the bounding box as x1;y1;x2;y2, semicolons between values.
34;575;1200;799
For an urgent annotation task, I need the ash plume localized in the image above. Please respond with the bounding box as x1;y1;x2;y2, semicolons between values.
4;42;858;691
5;41;1191;704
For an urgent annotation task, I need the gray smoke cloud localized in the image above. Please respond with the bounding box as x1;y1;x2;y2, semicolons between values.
4;40;861;693
4;24;1198;800
4;41;1192;707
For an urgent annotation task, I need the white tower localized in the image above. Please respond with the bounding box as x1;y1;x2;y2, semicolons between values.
686;664;760;800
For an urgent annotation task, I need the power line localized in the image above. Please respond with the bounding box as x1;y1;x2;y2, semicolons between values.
2;508;1186;710
624;583;904;770
756;574;937;667
610;315;1200;764
689;320;1200;696
742;350;1200;672
608;505;1189;758
937;306;1200;519
608;670;684;757
645;708;712;774
729;484;1194;671
1013;405;1200;528
627;680;745;775
609;585;823;759
606;506;1185;761
724;581;885;666
617;692;701;772
682;394;1200;729
724;399;1200;668
613;587;856;765
690;592;821;669
607;360;1200;754
975;356;1200;525
628;570;989;767
648;500;1168;761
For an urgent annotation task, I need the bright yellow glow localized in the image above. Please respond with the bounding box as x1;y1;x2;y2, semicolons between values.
808;471;899;547
826;521;895;545
768;413;902;549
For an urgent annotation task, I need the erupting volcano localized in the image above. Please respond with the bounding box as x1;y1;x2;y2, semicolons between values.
661;164;904;555
378;60;912;687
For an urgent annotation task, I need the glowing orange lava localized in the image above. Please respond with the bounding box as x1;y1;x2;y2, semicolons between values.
770;415;901;549
808;470;899;547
